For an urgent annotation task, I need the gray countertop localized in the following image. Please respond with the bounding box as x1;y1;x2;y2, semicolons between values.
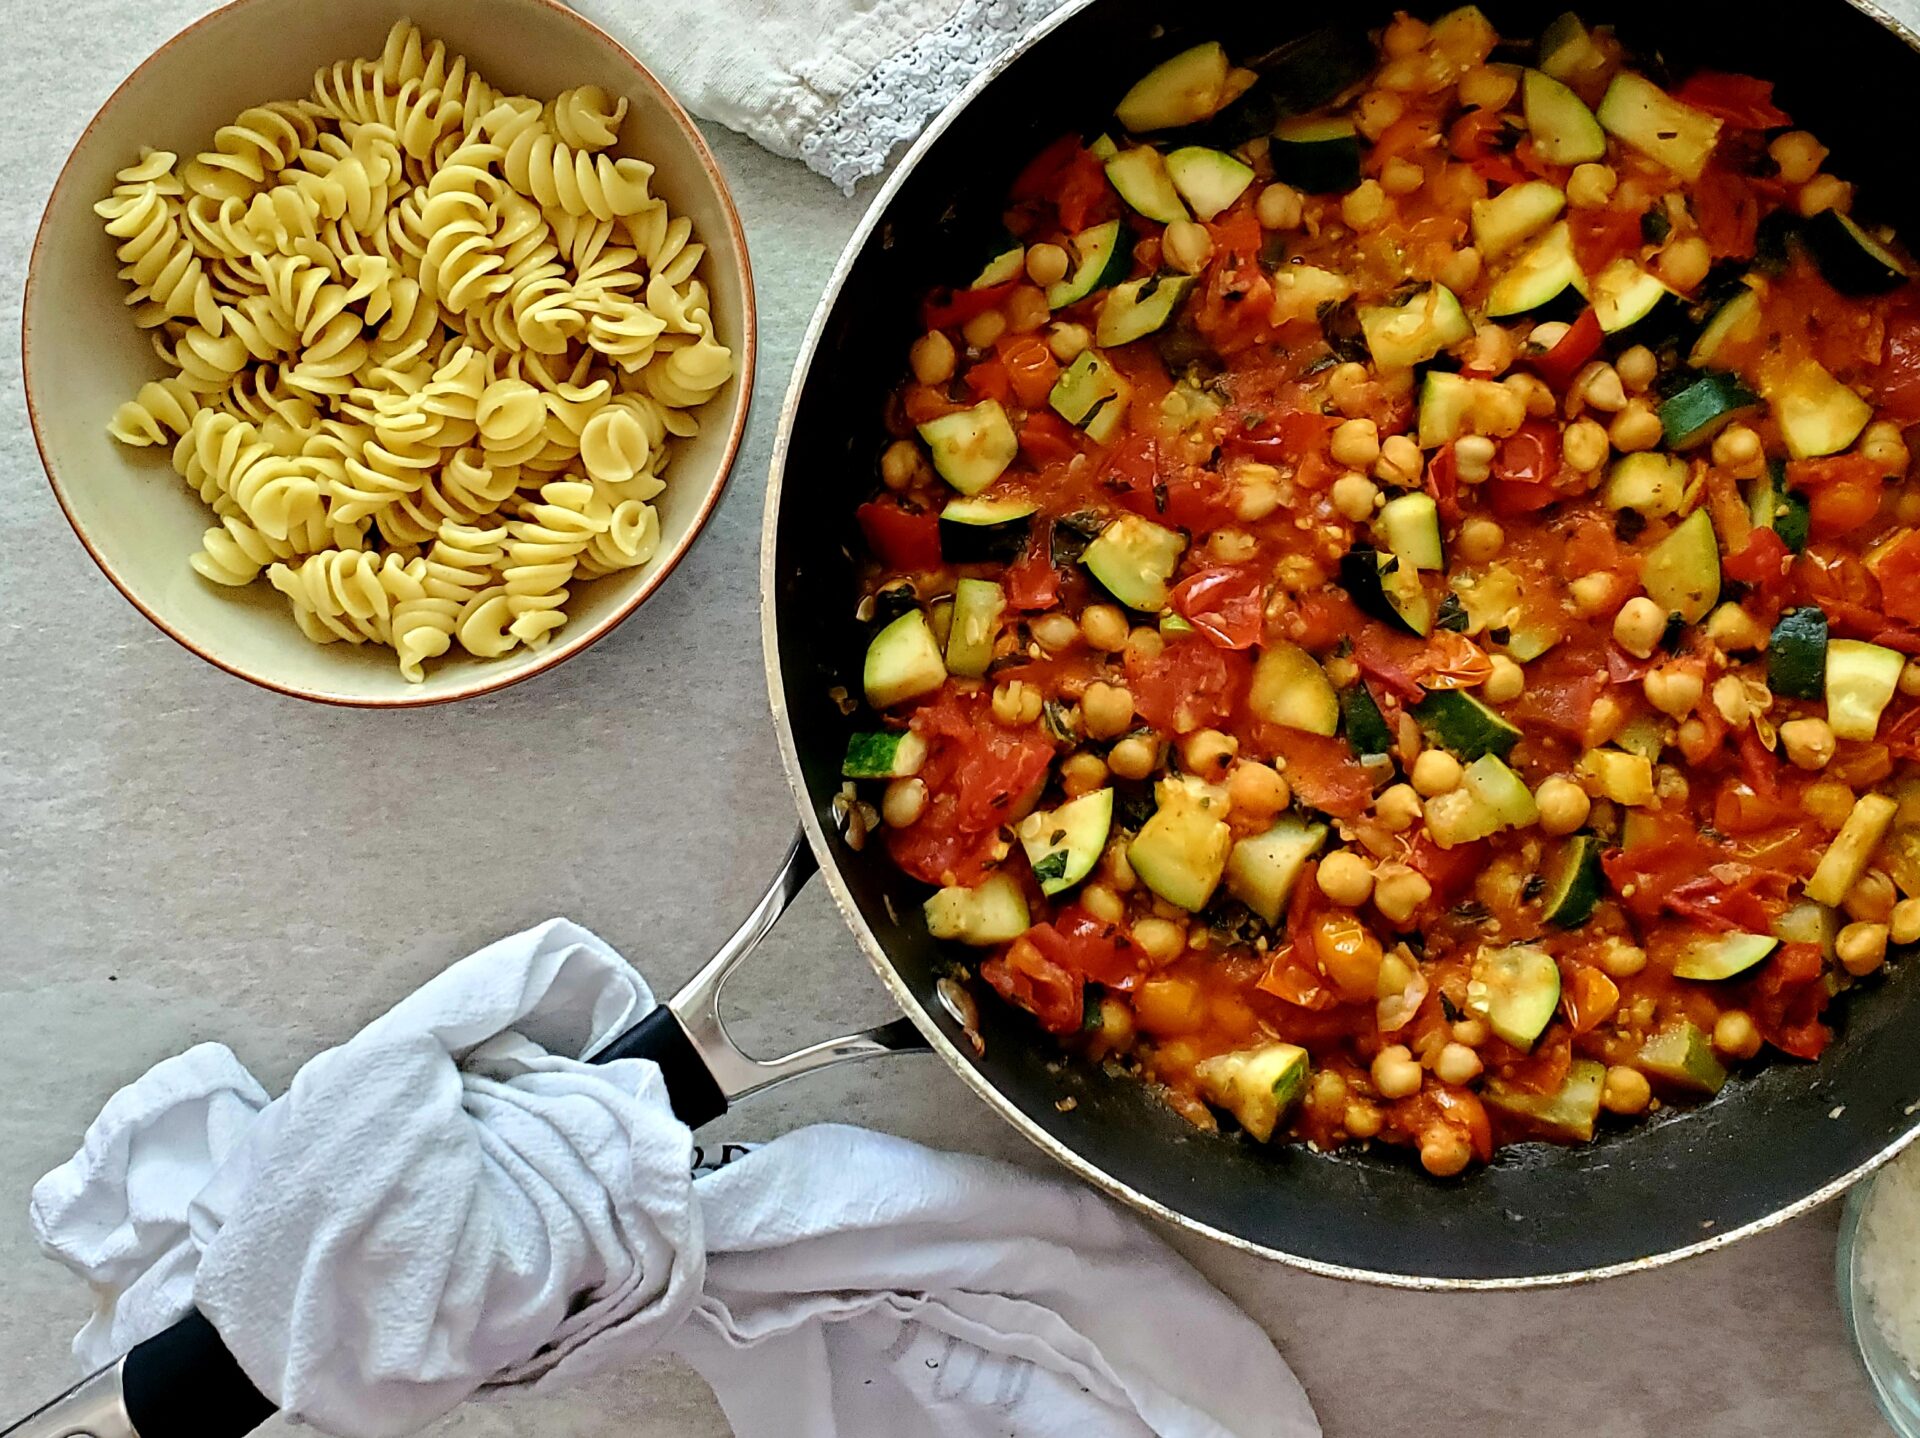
0;3;1889;1434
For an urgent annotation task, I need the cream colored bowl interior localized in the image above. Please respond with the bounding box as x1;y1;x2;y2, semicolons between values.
25;0;752;705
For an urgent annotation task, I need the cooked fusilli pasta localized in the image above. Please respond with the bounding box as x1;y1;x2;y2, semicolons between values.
100;19;734;680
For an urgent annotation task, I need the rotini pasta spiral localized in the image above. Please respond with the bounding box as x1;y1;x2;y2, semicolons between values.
100;18;734;680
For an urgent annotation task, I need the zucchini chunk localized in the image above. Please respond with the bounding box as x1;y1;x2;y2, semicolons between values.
1249;641;1341;736
1486;221;1583;317
1470;178;1567;259
1604;452;1688;518
939;496;1037;563
1486;1059;1606;1142
1129;776;1233;911
1165;145;1254;220
1538;12;1610;88
945;578;1006;678
1376;492;1444;571
1049;348;1132;443
1106;146;1189;224
863;609;948;709
1423;754;1539;847
1765;360;1873;458
1418;370;1476;447
1046;221;1129;309
1775;900;1842;959
1690;283;1764;367
1640;508;1720;623
1637;1020;1727;1093
1826;638;1904;741
1341;683;1395;758
924;872;1030;945
1522;70;1606;164
1358;284;1472;369
1226;816;1329;924
1577;747;1654;806
1671;931;1779;981
1341;546;1433;635
1659;371;1761;449
1096;273;1196;347
917;399;1018;495
1020;788;1115;895
1270;115;1364;193
1410;689;1522;760
1116;41;1232;132
1749;460;1811;551
1807;793;1899;906
1467;944;1562;1050
971;246;1026;288
1082;513;1186;611
842;729;929;780
1766;606;1828;700
1596;71;1722;180
1542;834;1606;926
1194;1042;1310;1141
1588;257;1676;333
1804;210;1909;295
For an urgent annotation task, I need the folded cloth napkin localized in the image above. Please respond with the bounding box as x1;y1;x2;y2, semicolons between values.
32;919;1318;1438
570;0;1068;192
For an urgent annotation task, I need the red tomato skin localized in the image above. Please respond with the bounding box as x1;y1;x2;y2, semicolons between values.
1018;411;1081;467
1807;478;1883;540
1672;71;1791;128
1169;567;1267;649
1126;638;1251;734
1873;296;1920;425
1876;530;1920;625
887;693;1054;887
922;281;1015;331
1530;309;1603;392
855;500;942;570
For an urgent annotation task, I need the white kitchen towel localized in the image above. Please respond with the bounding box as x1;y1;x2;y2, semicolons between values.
570;0;1068;192
31;918;1318;1438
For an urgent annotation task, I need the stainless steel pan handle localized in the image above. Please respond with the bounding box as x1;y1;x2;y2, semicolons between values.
3;830;928;1438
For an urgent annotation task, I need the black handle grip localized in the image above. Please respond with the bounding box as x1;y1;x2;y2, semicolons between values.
589;1004;729;1126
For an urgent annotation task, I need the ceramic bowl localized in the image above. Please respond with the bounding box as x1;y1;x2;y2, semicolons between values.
23;0;754;706
1838;1171;1920;1436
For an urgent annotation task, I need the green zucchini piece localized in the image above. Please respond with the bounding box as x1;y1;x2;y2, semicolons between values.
1767;606;1828;700
842;729;929;779
945;578;1006;678
1358;284;1472;369
1765;360;1873;459
1775;900;1842;959
1690;284;1763;367
1522;70;1606;164
1424;754;1540;847
1578;748;1654;806
1808;793;1900;906
1049;348;1132;443
1411;689;1522;760
1542;835;1606;926
1376;492;1444;571
971;246;1026;288
1486;221;1583;317
1249;641;1341;736
1081;513;1186;611
1659;371;1761;450
1106;146;1189;224
917;400;1018;496
864;609;947;709
924;872;1030;945
1159;609;1196;637
1047;221;1128;309
1341;683;1395;758
1165;145;1254;220
1596;71;1722;180
1641;509;1720;624
1129;777;1232;911
1194;1041;1310;1141
1538;12;1608;86
1637;1020;1727;1093
1468;944;1562;1050
1589;257;1676;333
1418;369;1476;448
1116;41;1232;132
1749;459;1811;551
1470;178;1567;259
1225;816;1328;925
1826;638;1904;741
1604;452;1688;517
1671;931;1779;981
939;496;1037;564
1804;210;1909;296
1340;547;1432;636
1270;115;1363;193
1095;273;1196;348
1485;1059;1606;1142
1089;133;1119;161
1021;788;1115;895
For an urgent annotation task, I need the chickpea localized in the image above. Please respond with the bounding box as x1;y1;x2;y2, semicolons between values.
1780;717;1837;771
1458;63;1517;111
1102;840;1136;892
1234;470;1281;522
1345;1100;1385;1139
1131;920;1190;968
1612;596;1666;659
1534;776;1591;836
1004;284;1051;334
1182;728;1238;779
1372;863;1433;926
1380;156;1426;197
1705;603;1769;654
1325;361;1372;416
1505;372;1558;420
1318;849;1377;906
1846;869;1898;924
1483;655;1525;703
1616;345;1658;393
1162;219;1214;276
1108;733;1158;780
1643;664;1704;720
1355;88;1408;140
1711;423;1764;473
1452;1016;1490;1046
1892;896;1920;946
1376;433;1424;487
1457;516;1504;562
1769;130;1828;185
1433;1042;1484;1086
1228;760;1290;819
1805;779;1858;830
880;439;925;489
1568;570;1618;618
1378;54;1426;92
1471;381;1527;438
1412;749;1464;797
1124;626;1164;666
1861;419;1912;476
881;777;926;828
1375;782;1423;833
1383;11;1429;55
1585;693;1627;748
1419;1126;1473;1178
1597;939;1648;979
961;307;1006;349
1566;162;1617;208
1797;173;1853;217
1528;320;1572;351
1207;527;1258;564
1031;612;1079;652
1331;471;1380;522
1025;242;1069;287
1904;660;1920;698
1133;972;1204;1030
1060;751;1109;798
1047;321;1092;364
1081;882;1125;925
1256;181;1304;230
1372;1044;1424;1099
1454;434;1497;484
1562;417;1611;472
1838;921;1890;976
1341;179;1390;232
1438;246;1483;295
991;679;1043;726
1071;606;1126;656
1574;362;1628;413
1330;417;1382;469
1608;401;1665;454
910;330;956;386
1602;1065;1652;1115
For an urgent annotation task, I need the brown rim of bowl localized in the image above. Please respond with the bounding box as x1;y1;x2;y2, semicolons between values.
22;0;757;709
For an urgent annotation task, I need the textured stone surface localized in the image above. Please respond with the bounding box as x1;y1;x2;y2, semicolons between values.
0;4;1885;1433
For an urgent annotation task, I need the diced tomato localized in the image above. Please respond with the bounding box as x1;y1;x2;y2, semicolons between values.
1169;566;1267;649
962;356;1012;404
1569;206;1644;275
1405;1086;1495;1163
1227;409;1335;463
1448;109;1524;185
1664;863;1790;933
1789;454;1887;489
1004;541;1059;611
998;334;1061;408
1103;435;1237;533
1692;163;1760;259
1287;590;1370;655
1807;476;1884;540
1026;907;1142;989
1530;308;1604;392
888;692;1055;887
922;281;1016;331
1262;728;1375;820
1407;834;1485;905
1723;524;1790;587
1511;662;1605;741
1485;479;1561;515
1741;941;1830;1059
1353;623;1429;700
1873;295;1920;425
1126;637;1251;734
1713;778;1798;835
1426;441;1462;527
1055;149;1116;234
1492;1029;1573;1097
1190;210;1273;353
855;500;943;570
1018;410;1081;467
1493;419;1562;485
1673;71;1791;129
982;939;1084;1035
1010;134;1084;202
1256;951;1341;1010
1563;967;1620;1036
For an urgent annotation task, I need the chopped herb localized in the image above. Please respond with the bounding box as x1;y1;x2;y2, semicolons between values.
1615;509;1648;542
1661;611;1687;652
1152;481;1170;512
1439;992;1462;1022
1042;699;1077;742
1081;982;1106;1031
1641;207;1672;245
1435;593;1470;632
1032;851;1069;885
1450;900;1493;925
1487;625;1512;646
1523;873;1546;901
1049;828;1067;846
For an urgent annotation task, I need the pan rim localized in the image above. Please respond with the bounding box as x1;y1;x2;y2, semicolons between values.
757;0;1920;1289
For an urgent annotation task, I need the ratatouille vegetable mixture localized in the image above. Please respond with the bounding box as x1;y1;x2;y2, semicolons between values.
841;8;1920;1176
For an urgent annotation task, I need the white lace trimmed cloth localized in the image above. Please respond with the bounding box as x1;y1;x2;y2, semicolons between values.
571;0;1068;192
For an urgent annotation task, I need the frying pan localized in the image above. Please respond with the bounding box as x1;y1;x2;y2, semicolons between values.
16;0;1920;1431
